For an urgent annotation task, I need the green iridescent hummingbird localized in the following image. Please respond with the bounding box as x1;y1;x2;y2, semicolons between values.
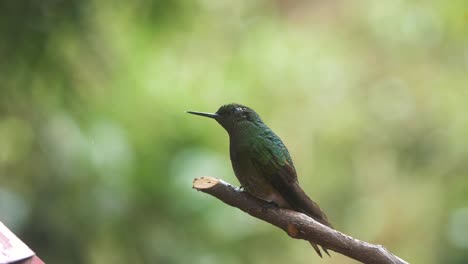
187;103;332;257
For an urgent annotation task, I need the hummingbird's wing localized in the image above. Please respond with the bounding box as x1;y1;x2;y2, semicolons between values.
251;135;332;257
250;136;332;257
251;135;332;228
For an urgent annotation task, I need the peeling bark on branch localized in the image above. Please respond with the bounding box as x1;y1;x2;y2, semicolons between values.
193;177;409;264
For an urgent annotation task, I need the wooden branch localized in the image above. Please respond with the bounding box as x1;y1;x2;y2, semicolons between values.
193;177;409;264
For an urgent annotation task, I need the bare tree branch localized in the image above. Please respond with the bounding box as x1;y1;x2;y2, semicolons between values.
193;177;409;264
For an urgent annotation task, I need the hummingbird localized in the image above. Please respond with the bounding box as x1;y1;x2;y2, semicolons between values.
187;103;332;257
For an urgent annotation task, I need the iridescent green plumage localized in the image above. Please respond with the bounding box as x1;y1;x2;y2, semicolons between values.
188;103;332;257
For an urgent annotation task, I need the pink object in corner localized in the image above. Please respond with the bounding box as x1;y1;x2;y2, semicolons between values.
0;222;44;264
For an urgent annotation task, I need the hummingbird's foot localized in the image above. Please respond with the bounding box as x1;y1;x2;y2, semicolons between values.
239;185;245;191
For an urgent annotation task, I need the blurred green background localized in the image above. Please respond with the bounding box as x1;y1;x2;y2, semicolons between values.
1;0;468;263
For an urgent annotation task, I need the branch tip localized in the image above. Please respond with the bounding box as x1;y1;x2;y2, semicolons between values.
193;176;219;190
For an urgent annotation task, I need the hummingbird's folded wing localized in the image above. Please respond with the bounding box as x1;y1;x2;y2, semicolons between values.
251;137;332;228
250;137;332;257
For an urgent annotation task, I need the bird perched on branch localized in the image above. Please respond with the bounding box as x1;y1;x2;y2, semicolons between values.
187;103;332;257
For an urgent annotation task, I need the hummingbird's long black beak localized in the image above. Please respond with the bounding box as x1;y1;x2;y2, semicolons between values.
186;111;219;119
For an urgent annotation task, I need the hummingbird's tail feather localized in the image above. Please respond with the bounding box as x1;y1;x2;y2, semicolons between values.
309;242;331;258
310;242;323;258
322;246;331;257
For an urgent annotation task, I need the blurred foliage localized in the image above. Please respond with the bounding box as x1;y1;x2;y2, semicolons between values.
1;0;468;263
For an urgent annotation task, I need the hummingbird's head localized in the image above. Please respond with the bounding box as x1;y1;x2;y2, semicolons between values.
187;103;263;132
